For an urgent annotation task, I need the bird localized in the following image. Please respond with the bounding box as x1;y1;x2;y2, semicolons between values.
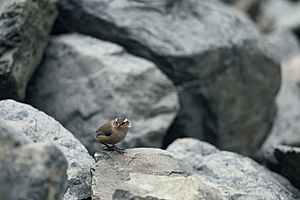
95;117;131;153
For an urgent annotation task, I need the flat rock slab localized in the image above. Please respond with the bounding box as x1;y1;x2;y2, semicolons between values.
167;138;300;199
0;99;94;200
0;0;57;100
92;148;183;200
26;33;179;155
113;173;224;200
57;0;280;155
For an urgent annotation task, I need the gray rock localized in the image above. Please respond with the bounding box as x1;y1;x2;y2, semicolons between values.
57;0;281;156
0;0;57;100
0;121;31;150
26;33;179;154
0;99;94;200
265;31;300;62
261;0;300;33
260;56;300;189
167;137;219;160
0;124;68;200
167;138;300;199
260;55;300;162
113;173;224;200
92;148;183;200
272;145;300;189
222;0;264;22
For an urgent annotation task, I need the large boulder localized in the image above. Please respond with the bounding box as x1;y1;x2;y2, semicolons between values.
0;123;68;200
0;0;57;100
0;100;94;200
92;148;184;200
57;0;281;155
91;144;300;200
167;138;300;199
26;34;179;154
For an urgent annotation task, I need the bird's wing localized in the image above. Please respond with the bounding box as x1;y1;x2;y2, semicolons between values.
96;122;113;136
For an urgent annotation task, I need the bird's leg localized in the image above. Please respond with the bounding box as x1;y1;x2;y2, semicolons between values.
102;144;114;151
112;145;126;153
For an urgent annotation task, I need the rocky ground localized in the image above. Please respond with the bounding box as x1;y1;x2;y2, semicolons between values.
1;0;300;199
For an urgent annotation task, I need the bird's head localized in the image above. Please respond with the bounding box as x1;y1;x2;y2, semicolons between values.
111;117;132;129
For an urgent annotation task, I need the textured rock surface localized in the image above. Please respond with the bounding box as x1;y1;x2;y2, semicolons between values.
222;0;264;21
0;121;30;150
0;124;68;200
92;148;183;200
261;55;300;160
166;137;219;160
167;138;300;199
113;173;224;200
0;0;57;100
26;33;179;154
260;55;300;189
57;0;281;155
261;0;300;34
266;31;300;62
0;100;94;200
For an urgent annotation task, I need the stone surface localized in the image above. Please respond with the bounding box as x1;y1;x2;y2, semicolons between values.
0;124;68;200
0;0;57;100
167;137;219;160
167;138;300;199
0;99;94;200
26;33;179;155
260;55;300;161
57;0;281;155
223;0;264;22
91;148;183;200
0;121;30;150
266;31;300;62
260;55;300;189
113;173;224;200
261;0;300;34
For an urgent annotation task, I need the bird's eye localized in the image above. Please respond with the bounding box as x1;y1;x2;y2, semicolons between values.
125;121;129;125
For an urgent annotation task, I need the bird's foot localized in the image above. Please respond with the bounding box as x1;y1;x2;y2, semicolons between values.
112;145;126;154
102;145;114;151
102;145;126;154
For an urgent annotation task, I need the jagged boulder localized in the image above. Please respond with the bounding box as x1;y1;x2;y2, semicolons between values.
167;138;300;199
0;100;94;200
0;0;57;100
0;123;68;200
90;143;300;200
